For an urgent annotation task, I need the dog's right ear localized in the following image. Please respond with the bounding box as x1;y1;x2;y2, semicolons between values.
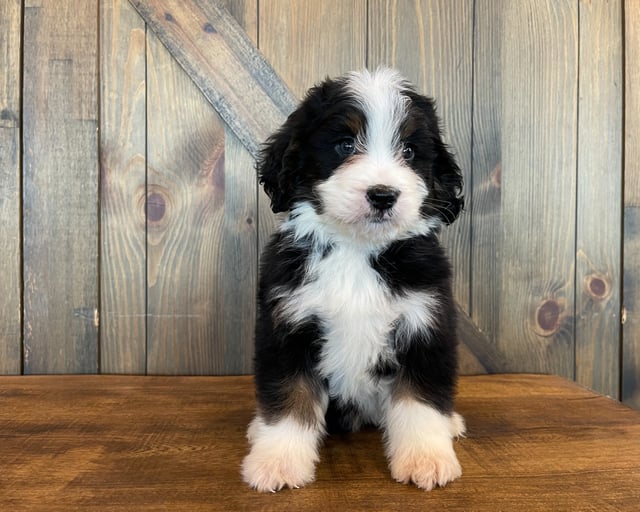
257;113;303;214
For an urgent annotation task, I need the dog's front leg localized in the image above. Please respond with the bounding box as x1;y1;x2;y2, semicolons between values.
383;330;465;491
383;395;465;491
242;398;326;493
242;322;328;493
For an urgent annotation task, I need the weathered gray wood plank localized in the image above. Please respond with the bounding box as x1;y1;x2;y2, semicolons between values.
0;0;22;375
575;0;623;398
623;0;640;409
100;0;147;374
258;0;366;98
219;131;258;374
22;0;100;373
144;2;259;375
219;0;259;374
144;29;227;374
128;0;296;158
367;0;474;312
498;0;578;377
470;0;504;361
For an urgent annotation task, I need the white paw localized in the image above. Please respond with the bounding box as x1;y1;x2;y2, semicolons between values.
242;447;316;492
384;401;465;491
242;415;321;493
388;441;462;490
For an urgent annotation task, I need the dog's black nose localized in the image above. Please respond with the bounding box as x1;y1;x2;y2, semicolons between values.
366;185;400;211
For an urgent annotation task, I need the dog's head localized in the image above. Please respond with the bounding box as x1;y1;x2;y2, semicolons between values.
258;68;463;241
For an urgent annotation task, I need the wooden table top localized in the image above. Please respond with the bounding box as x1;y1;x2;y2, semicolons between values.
1;374;639;511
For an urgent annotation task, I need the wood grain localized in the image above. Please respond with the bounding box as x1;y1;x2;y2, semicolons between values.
219;0;257;42
143;3;259;375
623;0;640;408
22;0;100;373
368;0;474;311
128;0;296;158
575;0;623;398
625;2;640;205
100;0;147;374
217;133;258;374
0;0;22;375
1;374;638;511
258;0;367;98
498;0;578;377
219;0;259;374
144;27;226;374
470;0;504;357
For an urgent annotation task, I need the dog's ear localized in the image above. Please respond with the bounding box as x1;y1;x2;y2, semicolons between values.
412;93;464;225
430;136;464;225
258;79;341;213
257;116;302;214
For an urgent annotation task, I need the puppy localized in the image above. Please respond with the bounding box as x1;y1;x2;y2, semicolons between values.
242;68;465;492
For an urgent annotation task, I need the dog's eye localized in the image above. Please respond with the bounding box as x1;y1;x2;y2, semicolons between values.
336;138;356;157
402;144;415;162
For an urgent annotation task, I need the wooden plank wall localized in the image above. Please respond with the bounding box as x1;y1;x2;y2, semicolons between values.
624;0;640;409
0;0;22;375
0;0;637;408
22;0;100;373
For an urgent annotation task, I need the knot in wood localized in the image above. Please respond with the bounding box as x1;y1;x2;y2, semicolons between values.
585;274;610;301
535;299;563;337
145;188;173;227
146;192;166;222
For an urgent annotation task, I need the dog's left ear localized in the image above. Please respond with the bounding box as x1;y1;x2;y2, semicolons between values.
257;113;303;214
430;136;464;225
412;93;464;225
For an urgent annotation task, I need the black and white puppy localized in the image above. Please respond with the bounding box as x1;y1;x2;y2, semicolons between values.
242;68;465;493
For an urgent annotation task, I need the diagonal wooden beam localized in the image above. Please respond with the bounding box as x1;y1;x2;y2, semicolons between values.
128;0;297;158
456;304;509;374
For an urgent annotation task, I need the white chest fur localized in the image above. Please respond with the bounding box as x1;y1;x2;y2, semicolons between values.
273;241;440;425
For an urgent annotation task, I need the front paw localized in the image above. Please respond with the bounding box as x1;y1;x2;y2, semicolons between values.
384;401;465;491
388;441;462;491
242;415;321;493
242;446;316;492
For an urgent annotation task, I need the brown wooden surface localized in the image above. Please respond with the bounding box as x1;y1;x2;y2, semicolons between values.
22;0;100;373
0;0;22;375
1;374;638;511
623;0;640;409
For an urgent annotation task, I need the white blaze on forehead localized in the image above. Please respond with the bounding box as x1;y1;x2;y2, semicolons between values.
345;68;410;162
